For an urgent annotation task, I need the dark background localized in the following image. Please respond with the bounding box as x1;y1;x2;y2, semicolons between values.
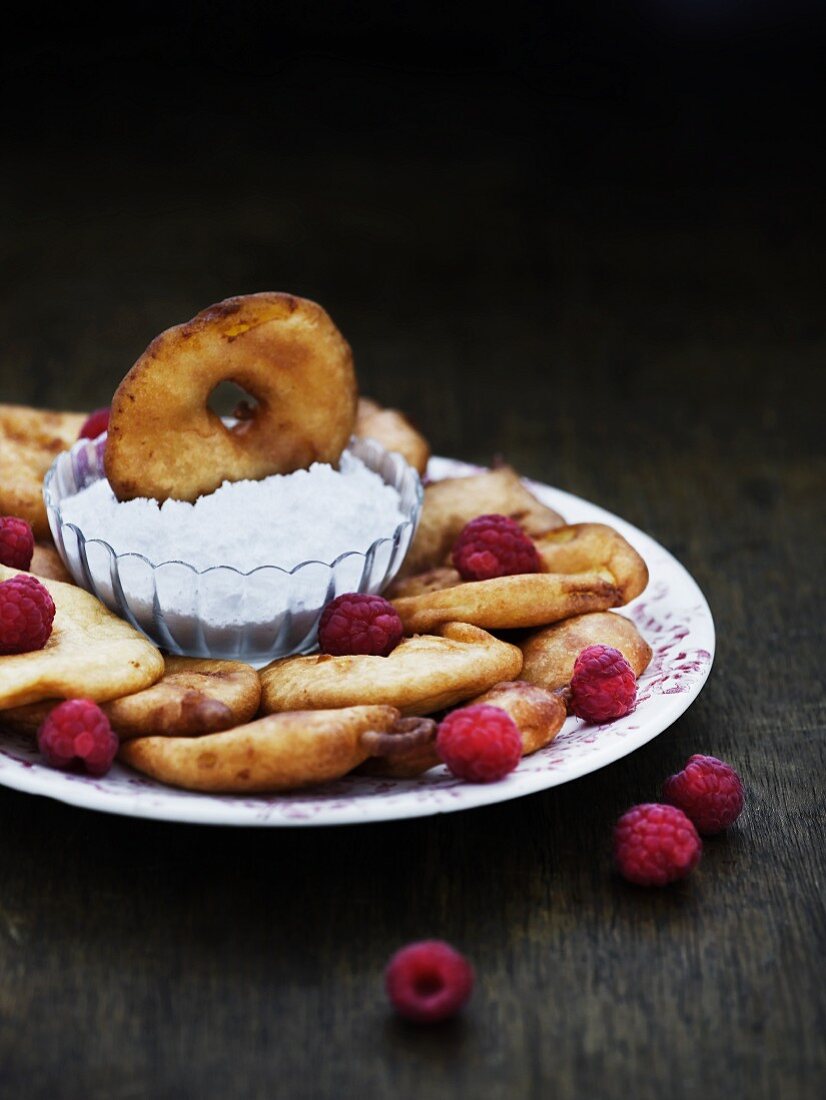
1;3;824;1098
3;0;825;448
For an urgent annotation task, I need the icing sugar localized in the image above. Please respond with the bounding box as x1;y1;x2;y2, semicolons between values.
59;451;405;571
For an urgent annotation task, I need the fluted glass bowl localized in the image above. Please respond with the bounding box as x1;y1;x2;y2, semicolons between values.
43;435;422;665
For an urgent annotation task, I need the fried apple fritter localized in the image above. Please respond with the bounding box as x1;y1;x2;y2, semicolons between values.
399;466;564;577
391;523;648;633
259;622;523;717
30;543;73;584
469;680;566;755
357;680;567;778
119;704;401;792
520;611;653;692
1;656;261;740
392;570;623;634
386;565;461;599
105;293;357;503
355;397;430;475
0;566;164;709
534;524;649;605
355;716;439;778
0;404;85;538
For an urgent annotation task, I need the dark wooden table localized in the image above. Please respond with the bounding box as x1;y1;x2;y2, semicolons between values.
1;25;824;1098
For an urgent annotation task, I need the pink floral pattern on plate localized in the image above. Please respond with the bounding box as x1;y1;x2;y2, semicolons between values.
0;457;714;826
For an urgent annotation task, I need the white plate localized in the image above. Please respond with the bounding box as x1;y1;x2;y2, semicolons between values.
0;457;714;826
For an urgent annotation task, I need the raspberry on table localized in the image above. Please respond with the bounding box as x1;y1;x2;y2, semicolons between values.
570;643;637;723
37;699;119;777
0;516;34;570
614;803;702;886
663;754;745;835
78;406;111;440
318;592;404;657
451;513;541;581
0;574;56;654
385;940;475;1023
436;703;522;782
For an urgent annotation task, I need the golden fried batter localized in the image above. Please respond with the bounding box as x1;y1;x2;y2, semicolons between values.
1;656;261;740
0;404;85;538
520;611;653;692
358;680;567;778
0;566;164;709
119;704;401;792
469;680;566;755
356;716;439;778
105;292;357;503
534;524;649;605
392;570;623;634
391;523;648;633
400;466;564;576
386;565;461;599
259;622;523;717
30;543;73;584
355;397;430;475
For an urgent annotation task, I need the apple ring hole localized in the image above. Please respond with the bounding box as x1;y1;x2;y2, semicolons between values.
208;380;260;432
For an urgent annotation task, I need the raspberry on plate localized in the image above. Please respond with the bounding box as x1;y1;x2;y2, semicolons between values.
0;573;56;654
0;516;34;570
436;703;522;782
451;513;541;581
78;406;111;440
614;803;702;886
663;754;745;835
37;699;119;777
385;940;474;1023
318;592;404;657
570;643;637;723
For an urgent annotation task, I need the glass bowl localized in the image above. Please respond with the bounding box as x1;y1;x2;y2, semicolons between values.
43;435;422;665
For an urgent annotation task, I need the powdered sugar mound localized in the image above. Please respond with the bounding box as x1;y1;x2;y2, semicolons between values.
59;451;405;571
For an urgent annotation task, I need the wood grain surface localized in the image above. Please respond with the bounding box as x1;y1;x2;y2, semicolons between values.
1;23;825;1099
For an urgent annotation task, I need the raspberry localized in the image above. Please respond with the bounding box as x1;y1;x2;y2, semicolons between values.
0;516;34;570
0;574;56;654
37;699;118;777
570;644;637;723
436;704;522;782
385;940;474;1023
78;406;110;440
451;513;541;581
614;803;702;886
662;754;745;835
318;593;404;657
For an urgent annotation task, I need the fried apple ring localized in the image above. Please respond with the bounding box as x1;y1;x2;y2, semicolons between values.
259;622;523;717
29;543;74;584
520;611;653;692
386;565;461;599
0;566;164;709
469;680;566;755
1;656;261;740
534;524;649;604
0;403;85;538
104;292;357;503
400;466;565;577
391;524;648;633
356;716;440;778
392;572;621;634
355;398;430;475
357;681;566;778
119;704;401;792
